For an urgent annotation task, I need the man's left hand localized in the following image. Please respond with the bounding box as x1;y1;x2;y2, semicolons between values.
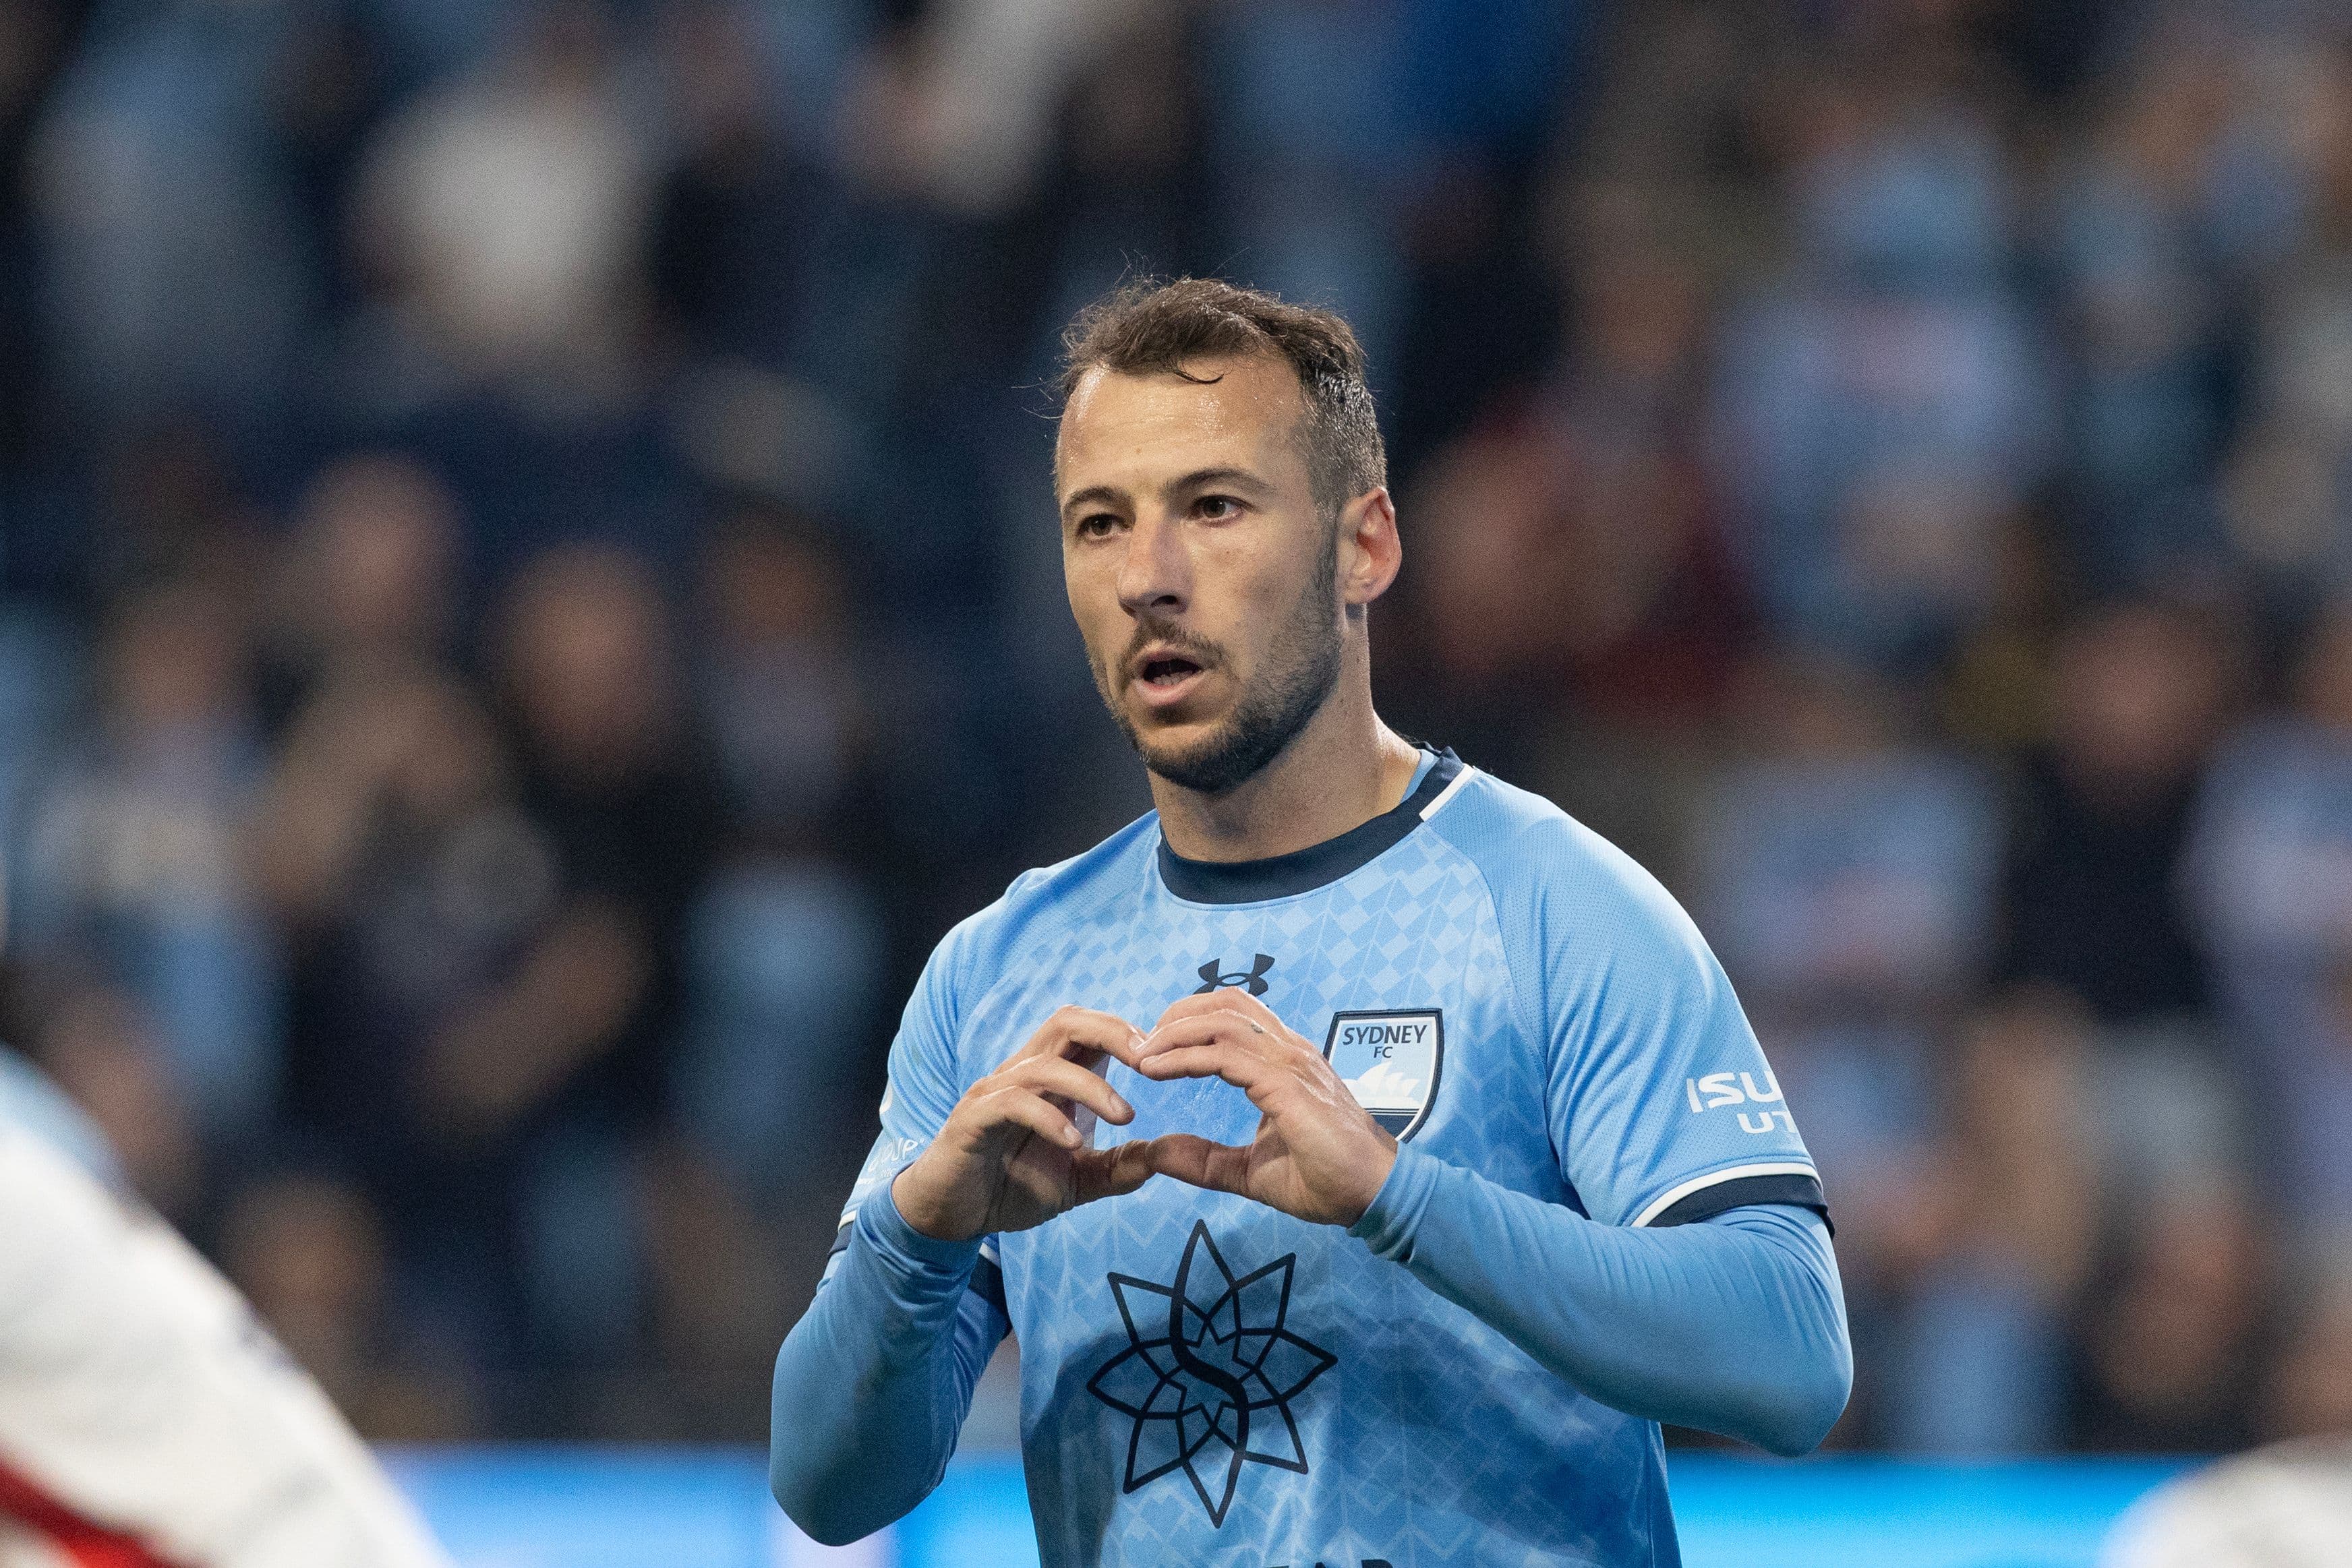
1131;989;1397;1227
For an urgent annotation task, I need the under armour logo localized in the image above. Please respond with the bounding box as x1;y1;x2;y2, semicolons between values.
1195;954;1275;996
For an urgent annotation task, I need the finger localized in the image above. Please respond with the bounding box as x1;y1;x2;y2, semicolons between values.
1138;1008;1282;1064
999;1054;1135;1124
1150;998;1334;1091
1212;988;1314;1054
1020;1006;1150;1071
1070;1139;1158;1205
970;1085;1086;1150
1021;1006;1140;1058
1152;987;1294;1040
1137;1133;1253;1197
1133;1039;1281;1094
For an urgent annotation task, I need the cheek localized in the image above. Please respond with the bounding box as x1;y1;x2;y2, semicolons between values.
1063;560;1125;655
1218;540;1321;632
1189;524;1278;597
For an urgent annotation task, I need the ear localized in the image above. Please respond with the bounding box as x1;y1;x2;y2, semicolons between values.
1336;487;1401;611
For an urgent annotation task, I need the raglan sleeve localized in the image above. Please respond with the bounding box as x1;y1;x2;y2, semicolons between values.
769;915;1011;1545
824;941;1011;1320
1346;806;1849;1453
1537;822;1827;1232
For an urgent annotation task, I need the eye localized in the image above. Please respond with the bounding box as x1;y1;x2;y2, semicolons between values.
1074;512;1122;540
1194;494;1243;521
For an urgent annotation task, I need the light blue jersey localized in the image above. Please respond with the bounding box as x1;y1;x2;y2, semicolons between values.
794;749;1833;1567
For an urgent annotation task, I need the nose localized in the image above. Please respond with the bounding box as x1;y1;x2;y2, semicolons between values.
1115;510;1190;618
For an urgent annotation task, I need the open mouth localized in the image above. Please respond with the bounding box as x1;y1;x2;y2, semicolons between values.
1139;654;1204;689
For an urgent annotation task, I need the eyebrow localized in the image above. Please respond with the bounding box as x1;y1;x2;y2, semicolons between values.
1059;466;1277;518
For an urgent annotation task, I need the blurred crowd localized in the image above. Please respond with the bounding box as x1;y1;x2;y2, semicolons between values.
0;0;2348;1452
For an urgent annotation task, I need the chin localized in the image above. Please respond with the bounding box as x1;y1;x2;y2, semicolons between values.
1131;717;1286;796
1130;717;1225;773
1111;649;1332;795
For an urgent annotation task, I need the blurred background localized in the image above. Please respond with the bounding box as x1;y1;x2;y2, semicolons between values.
0;0;2349;1497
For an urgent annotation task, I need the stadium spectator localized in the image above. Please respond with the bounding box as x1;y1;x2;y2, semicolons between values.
265;453;463;705
218;1170;477;1442
647;1;827;373
14;582;282;1162
2045;34;2258;589
466;545;720;1395
678;508;883;1236
2069;1184;2277;1453
1394;233;1740;808
28;983;200;1219
24;0;311;425
1877;993;2099;1453
1711;49;2054;665
347;0;649;382
1997;599;2239;1023
2188;602;2352;1237
1696;653;1998;1020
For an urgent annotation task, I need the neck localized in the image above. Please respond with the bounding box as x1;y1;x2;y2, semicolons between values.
1149;663;1422;863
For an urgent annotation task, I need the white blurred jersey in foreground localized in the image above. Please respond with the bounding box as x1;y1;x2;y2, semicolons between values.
0;1064;452;1568
2100;1439;2352;1568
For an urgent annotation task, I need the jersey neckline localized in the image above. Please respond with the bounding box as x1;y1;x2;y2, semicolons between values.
1155;748;1466;905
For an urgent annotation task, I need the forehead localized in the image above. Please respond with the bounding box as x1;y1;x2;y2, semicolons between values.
1055;353;1309;497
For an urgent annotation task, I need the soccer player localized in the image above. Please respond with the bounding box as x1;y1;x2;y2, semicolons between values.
0;1048;454;1568
771;279;1850;1567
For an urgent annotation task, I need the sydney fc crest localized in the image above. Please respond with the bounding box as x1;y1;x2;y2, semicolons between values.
1322;1009;1443;1141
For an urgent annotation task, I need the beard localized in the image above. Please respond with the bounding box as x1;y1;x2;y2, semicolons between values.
1093;531;1344;796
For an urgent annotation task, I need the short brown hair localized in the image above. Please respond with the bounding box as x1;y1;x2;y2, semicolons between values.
1057;277;1386;517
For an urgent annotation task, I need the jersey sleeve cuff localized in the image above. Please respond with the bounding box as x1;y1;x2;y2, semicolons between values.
1348;1145;1443;1264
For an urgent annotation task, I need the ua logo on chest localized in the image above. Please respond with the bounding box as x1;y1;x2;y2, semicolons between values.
1196;953;1276;996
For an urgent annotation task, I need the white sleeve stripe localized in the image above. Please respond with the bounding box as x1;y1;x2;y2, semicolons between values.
1630;1162;1819;1228
1419;766;1478;822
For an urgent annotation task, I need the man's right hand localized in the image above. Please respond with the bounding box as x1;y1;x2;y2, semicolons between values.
890;1006;1156;1242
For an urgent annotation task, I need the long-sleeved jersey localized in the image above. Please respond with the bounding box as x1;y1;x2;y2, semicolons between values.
773;750;1850;1567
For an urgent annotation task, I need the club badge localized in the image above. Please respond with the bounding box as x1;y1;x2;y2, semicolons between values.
1321;1009;1443;1142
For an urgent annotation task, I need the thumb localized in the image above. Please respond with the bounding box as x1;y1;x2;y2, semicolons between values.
1071;1139;1157;1205
1136;1133;1253;1197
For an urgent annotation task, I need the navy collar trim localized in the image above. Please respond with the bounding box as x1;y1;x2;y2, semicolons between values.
1156;748;1465;905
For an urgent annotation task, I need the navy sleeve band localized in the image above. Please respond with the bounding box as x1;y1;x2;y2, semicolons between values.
1650;1172;1831;1232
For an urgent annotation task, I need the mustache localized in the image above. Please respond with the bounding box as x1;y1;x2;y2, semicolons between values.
1120;620;1225;673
